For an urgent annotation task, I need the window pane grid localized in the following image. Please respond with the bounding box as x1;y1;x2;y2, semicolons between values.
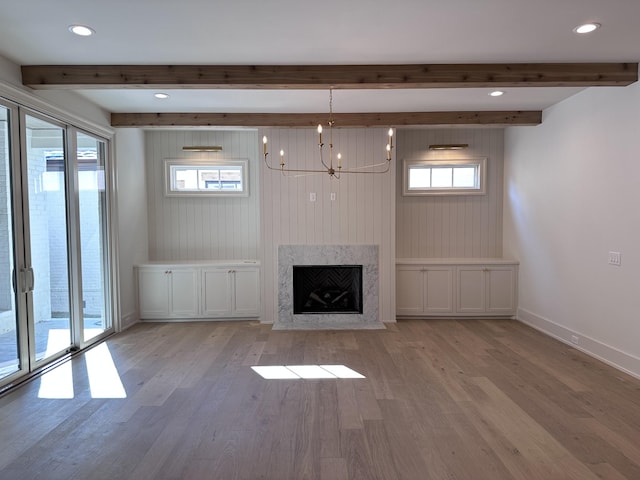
167;161;247;196
404;158;485;195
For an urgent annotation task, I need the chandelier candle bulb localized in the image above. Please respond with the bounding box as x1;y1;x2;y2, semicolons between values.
261;89;394;178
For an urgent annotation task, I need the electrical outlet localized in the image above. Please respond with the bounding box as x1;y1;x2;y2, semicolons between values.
570;335;579;345
309;192;316;202
330;192;336;201
608;251;621;266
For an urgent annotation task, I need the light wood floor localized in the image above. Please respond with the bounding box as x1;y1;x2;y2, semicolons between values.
0;319;639;480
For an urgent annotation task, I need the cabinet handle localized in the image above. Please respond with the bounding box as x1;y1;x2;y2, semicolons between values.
482;268;488;272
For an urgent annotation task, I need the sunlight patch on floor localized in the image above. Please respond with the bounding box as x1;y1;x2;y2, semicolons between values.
251;364;365;380
38;342;126;399
38;361;74;399
85;343;127;398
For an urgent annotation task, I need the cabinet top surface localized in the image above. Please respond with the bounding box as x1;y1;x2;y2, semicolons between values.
396;258;519;266
137;260;260;268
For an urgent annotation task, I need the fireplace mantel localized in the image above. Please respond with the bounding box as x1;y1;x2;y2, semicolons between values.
275;245;384;330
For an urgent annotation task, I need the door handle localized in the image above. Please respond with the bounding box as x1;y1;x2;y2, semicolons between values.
19;267;35;293
19;268;28;293
27;267;35;292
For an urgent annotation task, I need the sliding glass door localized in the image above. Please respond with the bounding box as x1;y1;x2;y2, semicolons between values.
23;114;73;364
0;103;114;389
0;103;24;383
76;131;111;342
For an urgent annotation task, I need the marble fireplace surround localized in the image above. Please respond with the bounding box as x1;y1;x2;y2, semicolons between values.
275;244;384;330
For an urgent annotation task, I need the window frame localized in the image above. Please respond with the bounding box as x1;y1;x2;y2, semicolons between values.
402;157;487;196
164;159;249;197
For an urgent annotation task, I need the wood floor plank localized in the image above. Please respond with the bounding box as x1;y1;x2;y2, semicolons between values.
336;381;363;430
462;376;601;479
376;398;438;480
0;319;639;479
320;457;349;480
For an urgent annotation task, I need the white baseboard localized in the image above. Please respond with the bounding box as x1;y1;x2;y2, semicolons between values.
120;311;139;331
517;308;640;381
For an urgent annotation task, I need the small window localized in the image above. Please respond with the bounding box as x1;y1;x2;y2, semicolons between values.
165;159;248;197
403;158;486;196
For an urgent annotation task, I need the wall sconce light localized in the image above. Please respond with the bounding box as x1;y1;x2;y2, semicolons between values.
428;144;469;151
182;146;223;152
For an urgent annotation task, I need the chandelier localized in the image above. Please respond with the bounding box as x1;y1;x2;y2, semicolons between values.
262;89;394;179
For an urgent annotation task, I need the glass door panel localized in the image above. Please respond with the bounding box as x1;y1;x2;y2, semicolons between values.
24;114;72;363
0;105;22;382
76;132;110;342
1;103;114;389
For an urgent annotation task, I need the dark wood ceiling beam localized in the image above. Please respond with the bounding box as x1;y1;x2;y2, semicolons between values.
22;63;638;89
110;111;542;127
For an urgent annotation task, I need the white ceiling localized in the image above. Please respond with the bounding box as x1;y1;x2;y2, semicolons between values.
0;0;639;115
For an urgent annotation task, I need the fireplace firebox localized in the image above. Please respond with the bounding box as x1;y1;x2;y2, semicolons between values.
293;265;363;314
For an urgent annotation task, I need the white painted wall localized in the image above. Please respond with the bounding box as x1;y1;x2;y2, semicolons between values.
504;82;640;378
396;128;504;259
145;129;260;261
115;128;148;329
259;127;396;324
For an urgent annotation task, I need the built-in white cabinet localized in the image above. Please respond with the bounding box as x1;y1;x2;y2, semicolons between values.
202;266;260;317
138;267;199;318
396;259;518;317
137;261;260;320
396;265;454;316
457;265;517;315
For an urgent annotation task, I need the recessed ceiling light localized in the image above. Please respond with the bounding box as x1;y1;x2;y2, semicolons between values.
489;90;504;97
68;24;95;36
573;23;601;34
154;93;170;99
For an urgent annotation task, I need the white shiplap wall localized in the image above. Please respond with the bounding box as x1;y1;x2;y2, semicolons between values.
396;128;504;259
145;129;260;261
259;127;396;324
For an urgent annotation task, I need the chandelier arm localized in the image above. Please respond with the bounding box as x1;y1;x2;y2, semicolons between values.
264;154;326;173
319;146;332;171
265;163;336;174
342;161;391;171
282;171;330;178
339;163;391;174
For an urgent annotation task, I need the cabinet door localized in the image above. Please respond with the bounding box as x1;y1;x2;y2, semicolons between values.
202;269;232;316
233;268;260;316
169;269;199;317
138;268;169;318
424;267;454;314
456;267;485;313
486;266;517;314
396;267;425;315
